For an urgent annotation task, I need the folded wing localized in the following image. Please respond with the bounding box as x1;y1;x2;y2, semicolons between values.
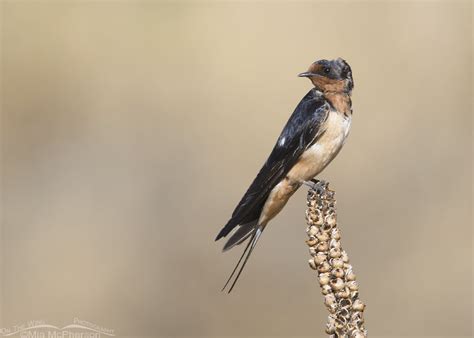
216;89;329;243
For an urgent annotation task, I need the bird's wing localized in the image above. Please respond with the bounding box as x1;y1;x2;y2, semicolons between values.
216;89;329;241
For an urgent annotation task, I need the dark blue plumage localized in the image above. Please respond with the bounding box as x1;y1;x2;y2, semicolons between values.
216;89;329;243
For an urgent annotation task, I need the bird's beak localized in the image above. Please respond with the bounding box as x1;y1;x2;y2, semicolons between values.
298;72;316;78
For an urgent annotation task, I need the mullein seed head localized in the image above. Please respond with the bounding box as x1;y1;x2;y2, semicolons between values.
305;180;367;337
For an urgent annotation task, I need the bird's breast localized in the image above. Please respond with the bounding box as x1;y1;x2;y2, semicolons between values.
288;110;351;182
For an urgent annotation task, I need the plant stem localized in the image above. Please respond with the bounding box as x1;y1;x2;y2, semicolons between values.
305;180;367;338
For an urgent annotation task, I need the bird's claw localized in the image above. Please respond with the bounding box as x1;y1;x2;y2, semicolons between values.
304;179;325;192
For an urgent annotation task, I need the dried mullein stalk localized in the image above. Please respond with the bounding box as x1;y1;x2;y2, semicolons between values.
305;180;367;338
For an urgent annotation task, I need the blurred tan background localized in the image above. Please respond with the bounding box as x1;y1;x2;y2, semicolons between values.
0;1;472;337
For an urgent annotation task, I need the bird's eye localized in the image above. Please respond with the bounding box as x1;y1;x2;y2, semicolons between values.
324;67;331;74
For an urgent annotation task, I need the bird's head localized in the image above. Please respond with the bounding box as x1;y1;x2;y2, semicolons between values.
298;58;353;94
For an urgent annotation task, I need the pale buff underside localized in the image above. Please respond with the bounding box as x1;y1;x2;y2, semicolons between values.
258;110;351;226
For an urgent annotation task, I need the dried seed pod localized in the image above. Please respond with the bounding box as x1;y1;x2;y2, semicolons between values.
324;293;336;307
339;298;352;308
346;269;357;281
331;267;344;278
352;299;366;311
326;316;336;334
307;226;318;236
328;314;338;325
335;319;346;330
324;294;337;313
339;307;350;319
316;218;325;226
347;281;359;291
308;258;317;270
314;252;327;265
336;287;350;298
331;258;344;268
322;223;334;231
329;238;341;249
317;241;329;252
330;278;345;291
318;261;331;273
351;330;366;338
316;232;330;242
328;304;337;314
350;290;360;299
325;322;336;335
351;312;364;324
341;250;349;263
326;214;337;226
309;246;317;256
321;284;332;295
331;228;341;240
319;273;330;285
306;237;317;246
329;248;341;258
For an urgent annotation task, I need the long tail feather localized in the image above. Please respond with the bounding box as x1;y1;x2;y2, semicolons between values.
222;226;263;293
221;232;254;291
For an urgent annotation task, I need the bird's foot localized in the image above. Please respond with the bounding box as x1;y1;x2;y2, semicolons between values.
303;178;318;189
303;178;328;194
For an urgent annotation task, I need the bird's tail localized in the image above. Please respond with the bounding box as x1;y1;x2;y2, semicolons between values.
222;220;258;251
221;225;264;293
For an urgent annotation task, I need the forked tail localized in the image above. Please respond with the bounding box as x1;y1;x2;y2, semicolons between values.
221;226;264;293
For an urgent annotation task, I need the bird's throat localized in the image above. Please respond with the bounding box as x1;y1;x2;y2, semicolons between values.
324;92;352;116
310;76;352;116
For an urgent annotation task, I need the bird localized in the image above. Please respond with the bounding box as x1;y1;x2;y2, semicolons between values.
216;58;354;293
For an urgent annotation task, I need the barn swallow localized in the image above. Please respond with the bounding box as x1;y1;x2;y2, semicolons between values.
216;58;354;292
